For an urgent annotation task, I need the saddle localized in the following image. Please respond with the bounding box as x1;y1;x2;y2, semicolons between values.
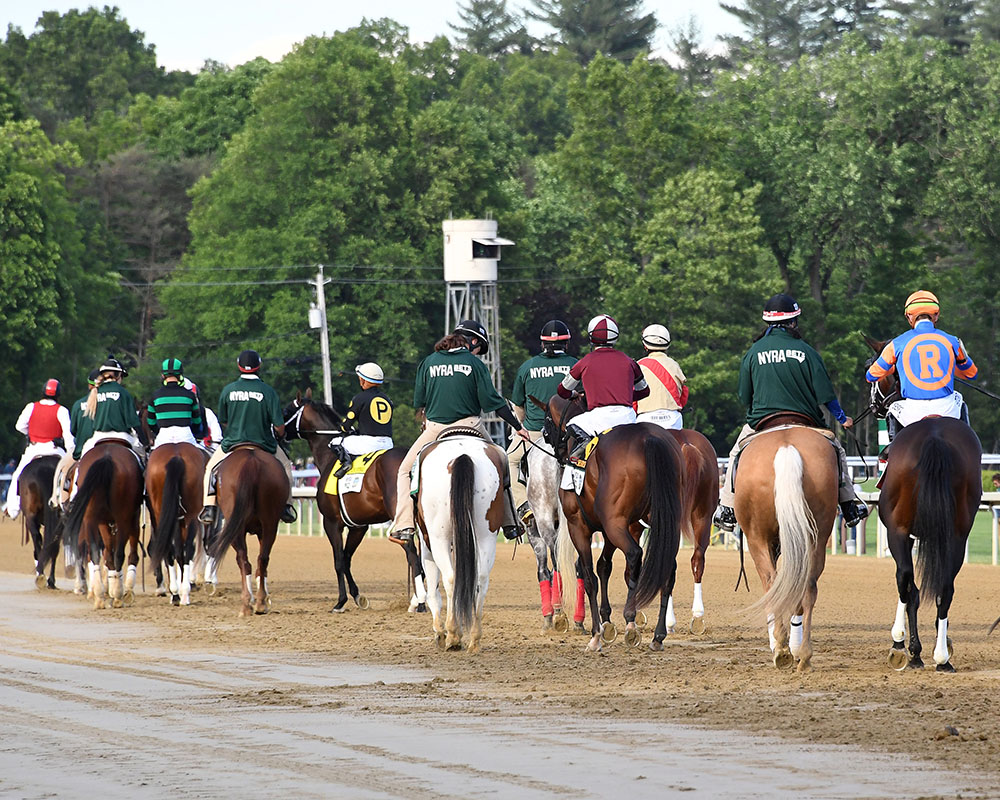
323;449;386;495
754;411;819;431
436;425;491;443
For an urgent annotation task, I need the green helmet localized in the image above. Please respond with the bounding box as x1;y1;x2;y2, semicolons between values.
161;357;184;378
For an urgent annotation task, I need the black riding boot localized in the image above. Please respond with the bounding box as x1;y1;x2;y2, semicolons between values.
566;423;590;459
330;443;353;478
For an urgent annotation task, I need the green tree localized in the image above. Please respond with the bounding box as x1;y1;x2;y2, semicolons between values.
668;18;727;91
528;0;658;64
721;0;815;63
807;1;891;52
450;0;530;56
884;0;976;50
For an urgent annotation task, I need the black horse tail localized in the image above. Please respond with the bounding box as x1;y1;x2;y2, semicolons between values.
912;435;956;604
633;436;682;611
451;453;478;632
61;455;115;558
149;456;185;566
209;456;259;562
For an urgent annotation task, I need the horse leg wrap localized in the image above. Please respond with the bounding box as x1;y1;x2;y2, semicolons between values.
891;600;906;643
767;613;777;652
552;570;563;610
574;578;586;623
789;614;804;656
692;583;704;619
665;595;676;630
414;574;426;603
933;618;950;665
539;579;553;617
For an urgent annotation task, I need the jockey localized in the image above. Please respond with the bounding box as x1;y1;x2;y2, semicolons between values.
509;319;577;528
198;350;296;525
635;323;688;430
51;368;100;509
4;379;73;519
147;358;205;449
183;377;224;450
78;356;147;462
557;314;649;450
390;319;530;543
866;290;976;440
713;294;868;532
329;362;394;478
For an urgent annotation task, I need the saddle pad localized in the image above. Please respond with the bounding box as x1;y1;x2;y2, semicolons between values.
437;425;491;442
323;449;386;495
561;465;587;494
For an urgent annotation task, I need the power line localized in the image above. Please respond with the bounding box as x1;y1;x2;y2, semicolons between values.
114;263;554;272
138;275;596;288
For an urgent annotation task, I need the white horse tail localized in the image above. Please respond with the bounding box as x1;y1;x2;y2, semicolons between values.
556;486;577;615
450;453;479;632
749;445;816;622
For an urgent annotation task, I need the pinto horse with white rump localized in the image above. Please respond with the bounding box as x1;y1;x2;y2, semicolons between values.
415;432;504;653
734;423;837;671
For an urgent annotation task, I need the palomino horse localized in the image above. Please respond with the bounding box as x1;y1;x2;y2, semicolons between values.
283;392;426;613
207;446;288;617
734;422;838;671
865;336;982;671
545;395;685;652
61;442;144;609
415;432;504;653
16;455;62;589
145;443;208;606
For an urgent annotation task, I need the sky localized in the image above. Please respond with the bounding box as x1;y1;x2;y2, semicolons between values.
4;1;742;73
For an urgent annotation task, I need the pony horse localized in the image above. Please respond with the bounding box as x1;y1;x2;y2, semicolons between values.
734;422;838;671
865;336;982;671
414;432;504;653
283;392;426;612
16;455;62;589
145;442;208;606
207;446;288;617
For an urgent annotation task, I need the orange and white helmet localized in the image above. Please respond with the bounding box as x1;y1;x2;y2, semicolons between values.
904;290;940;327
587;314;619;345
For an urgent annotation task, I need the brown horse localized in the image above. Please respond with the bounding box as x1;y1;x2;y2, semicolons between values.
207;446;287;617
283;392;426;613
16;455;62;589
145;443;208;606
60;442;144;609
865;336;982;672
734;424;838;672
546;394;685;652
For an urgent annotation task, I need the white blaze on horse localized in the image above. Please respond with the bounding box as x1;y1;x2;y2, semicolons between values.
415;433;504;654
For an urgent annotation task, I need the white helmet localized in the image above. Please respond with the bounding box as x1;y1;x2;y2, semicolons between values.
587;314;619;345
641;324;671;350
355;362;384;384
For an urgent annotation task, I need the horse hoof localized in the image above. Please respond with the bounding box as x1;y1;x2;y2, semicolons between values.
205;582;218;597
171;594;180;606
94;599;105;610
665;625;676;635
355;594;370;610
796;658;812;674
46;578;56;590
586;636;603;652
34;574;47;591
649;639;664;652
155;586;168;597
624;627;642;648
635;610;647;629
773;647;794;669
330;605;347;614
239;607;251;618
254;606;269;615
122;589;135;607
573;621;587;635
112;598;124;609
888;647;908;671
935;662;957;673
416;603;427;613
600;621;618;644
553;613;569;633
690;616;706;636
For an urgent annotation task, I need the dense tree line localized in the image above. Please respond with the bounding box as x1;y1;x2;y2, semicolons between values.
3;2;1000;458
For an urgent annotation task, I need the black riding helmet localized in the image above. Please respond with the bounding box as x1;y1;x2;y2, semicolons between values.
762;293;801;324
99;355;128;377
237;349;262;373
161;357;184;378
454;319;489;355
540;319;571;344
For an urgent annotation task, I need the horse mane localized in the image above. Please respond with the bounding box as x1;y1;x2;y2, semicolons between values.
307;397;343;427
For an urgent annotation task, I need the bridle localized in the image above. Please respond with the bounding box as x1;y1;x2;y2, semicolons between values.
540;394;586;465
282;396;344;438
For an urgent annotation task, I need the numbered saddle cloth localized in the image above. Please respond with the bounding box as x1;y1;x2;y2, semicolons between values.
323;450;387;495
560;431;607;494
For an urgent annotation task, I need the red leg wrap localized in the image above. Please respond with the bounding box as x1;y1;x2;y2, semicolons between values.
574;577;586;623
539;579;553;617
552;570;563;611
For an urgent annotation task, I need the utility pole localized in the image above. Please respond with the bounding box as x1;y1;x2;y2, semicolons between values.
309;264;333;405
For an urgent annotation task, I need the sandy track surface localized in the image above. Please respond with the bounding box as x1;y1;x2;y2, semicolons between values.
1;518;998;798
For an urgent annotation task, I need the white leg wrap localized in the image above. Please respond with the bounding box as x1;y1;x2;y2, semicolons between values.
180;564;192;605
205;556;218;585
245;574;253;595
789;614;804;657
933;617;950;665
125;563;136;591
692;583;704;618
88;562;101;590
108;570;122;600
767;613;777;652
167;564;180;595
891;600;907;643
414;574;426;603
664;595;676;630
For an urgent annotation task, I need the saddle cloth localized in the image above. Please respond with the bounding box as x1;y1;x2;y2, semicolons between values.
323;450;386;495
409;432;494;497
560;431;608;494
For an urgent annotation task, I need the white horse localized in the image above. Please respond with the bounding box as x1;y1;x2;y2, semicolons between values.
416;436;503;654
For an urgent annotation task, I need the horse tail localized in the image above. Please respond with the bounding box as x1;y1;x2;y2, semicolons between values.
450;453;479;632
633;436;682;611
39;493;66;572
556;481;577;613
751;445;816;621
62;455;115;556
149;456;185;566
912;435;956;604
209;456;259;562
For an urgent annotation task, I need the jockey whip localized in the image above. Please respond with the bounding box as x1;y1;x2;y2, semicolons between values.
956;376;1000;403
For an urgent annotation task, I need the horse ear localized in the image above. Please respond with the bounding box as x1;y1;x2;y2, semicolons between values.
527;394;548;411
305;387;313;400
295;390;302;402
861;334;885;353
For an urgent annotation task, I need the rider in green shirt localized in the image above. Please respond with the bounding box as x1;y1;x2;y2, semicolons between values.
79;357;147;459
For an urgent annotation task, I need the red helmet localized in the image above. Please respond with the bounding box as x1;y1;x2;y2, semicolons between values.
43;379;60;399
587;314;619;345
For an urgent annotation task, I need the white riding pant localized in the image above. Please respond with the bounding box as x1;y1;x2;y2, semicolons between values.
571;405;637;437
81;431;143;459
331;434;394;455
202;446;294;507
636;409;683;430
889;392;963;428
153;427;198;449
4;442;66;518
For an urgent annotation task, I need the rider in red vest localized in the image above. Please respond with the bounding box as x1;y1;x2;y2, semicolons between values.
4;380;73;519
634;323;688;430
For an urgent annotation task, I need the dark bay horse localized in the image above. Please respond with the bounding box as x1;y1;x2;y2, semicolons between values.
865;336;982;672
283;391;426;613
734;424;838;672
545;395;685;652
207;446;287;617
16;455;62;589
60;442;144;609
145;443;208;606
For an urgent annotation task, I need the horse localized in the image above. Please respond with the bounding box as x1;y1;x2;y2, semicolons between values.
864;336;982;672
145;442;208;606
733;420;838;671
414;432;504;653
283;391;427;613
207;446;288;617
543;394;685;652
15;455;62;589
59;442;144;610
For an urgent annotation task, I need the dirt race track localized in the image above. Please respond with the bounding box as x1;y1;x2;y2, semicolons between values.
2;516;999;799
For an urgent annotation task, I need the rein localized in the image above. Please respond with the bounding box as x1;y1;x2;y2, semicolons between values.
957;376;1000;403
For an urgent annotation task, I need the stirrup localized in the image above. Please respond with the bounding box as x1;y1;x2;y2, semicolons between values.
713;505;736;533
198;505;218;525
391;528;415;543
516;501;534;525
280;504;297;524
502;524;520;541
334;459;353;479
840;500;869;528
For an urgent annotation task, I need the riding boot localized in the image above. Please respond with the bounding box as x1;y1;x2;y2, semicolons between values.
839;500;870;529
280;504;297;524
565;424;590;459
501;472;520;541
712;505;737;533
330;443;353;478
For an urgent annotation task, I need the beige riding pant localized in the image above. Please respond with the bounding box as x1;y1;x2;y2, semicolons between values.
202;445;294;507
506;429;543;509
51;451;77;508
